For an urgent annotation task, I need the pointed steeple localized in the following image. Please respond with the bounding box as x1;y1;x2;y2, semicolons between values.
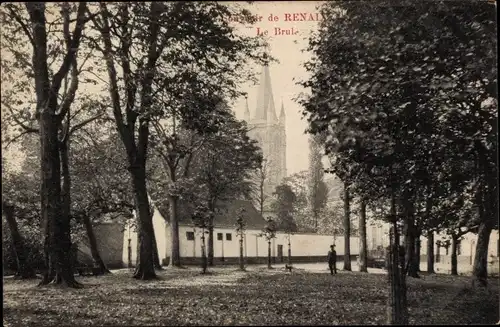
243;94;250;121
279;98;286;122
254;52;278;122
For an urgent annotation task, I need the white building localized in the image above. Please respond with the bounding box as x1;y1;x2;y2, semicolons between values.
123;199;361;266
122;198;498;272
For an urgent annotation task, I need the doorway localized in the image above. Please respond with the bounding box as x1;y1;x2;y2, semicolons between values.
277;244;284;263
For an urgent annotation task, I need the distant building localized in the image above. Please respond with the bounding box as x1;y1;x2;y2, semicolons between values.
243;57;287;214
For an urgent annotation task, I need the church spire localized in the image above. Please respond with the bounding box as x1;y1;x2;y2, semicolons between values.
279;98;286;122
254;52;278;122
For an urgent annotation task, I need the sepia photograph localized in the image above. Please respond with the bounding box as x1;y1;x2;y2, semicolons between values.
1;1;498;326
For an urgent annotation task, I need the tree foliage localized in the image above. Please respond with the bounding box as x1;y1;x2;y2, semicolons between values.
307;134;328;231
299;0;497;286
86;1;267;277
271;184;298;233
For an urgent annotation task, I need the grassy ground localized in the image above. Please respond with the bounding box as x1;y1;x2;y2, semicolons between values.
3;266;499;326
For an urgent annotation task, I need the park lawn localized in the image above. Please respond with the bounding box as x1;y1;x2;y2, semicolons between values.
3;267;499;326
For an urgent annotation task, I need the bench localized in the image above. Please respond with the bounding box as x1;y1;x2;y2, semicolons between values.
285;264;293;272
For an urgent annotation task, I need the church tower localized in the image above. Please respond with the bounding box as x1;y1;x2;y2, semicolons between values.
244;58;287;211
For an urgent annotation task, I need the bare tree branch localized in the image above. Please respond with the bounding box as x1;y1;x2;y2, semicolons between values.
4;129;34;149
94;3;128;143
2;102;39;133
5;5;35;46
69;113;104;135
49;2;87;99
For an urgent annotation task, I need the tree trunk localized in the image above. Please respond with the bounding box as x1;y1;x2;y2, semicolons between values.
59;138;79;280
82;214;110;275
288;235;292;266
471;142;496;287
426;231;435;273
386;189;408;325
260;184;264;215
267;241;272;269
404;219;419;278
152;226;163;270
38;111;80;287
239;236;244;271
2;203;36;279
402;199;419;278
135;223;141;266
131;171;156;280
359;199;368;272
451;234;458;276
343;182;351;271
207;224;214;267
387;225;409;325
415;235;421;272
472;221;492;287
201;232;207;274
168;195;181;268
26;0;87;289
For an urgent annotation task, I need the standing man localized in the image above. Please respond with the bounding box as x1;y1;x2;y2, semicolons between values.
328;244;337;275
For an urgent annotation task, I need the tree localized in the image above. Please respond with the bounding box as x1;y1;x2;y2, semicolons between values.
342;181;352;271
300;0;496;288
318;202;344;239
271;184;298;233
89;2;266;278
436;189;479;276
235;207;247;271
307;135;328;231
426;231;435;274
259;217;277;269
283;171;311;231
192;204;211;274
1;155;39;278
65;123;134;275
299;0;480;321
1;2;92;287
358;198;368;272
252;158;270;216
191;113;262;266
2;201;36;279
148;125;208;268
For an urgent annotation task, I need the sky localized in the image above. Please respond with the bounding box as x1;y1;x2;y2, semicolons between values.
229;1;324;176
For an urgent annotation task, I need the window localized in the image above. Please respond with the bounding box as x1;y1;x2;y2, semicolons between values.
226;233;232;241
217;233;223;241
457;241;461;256
186;231;195;241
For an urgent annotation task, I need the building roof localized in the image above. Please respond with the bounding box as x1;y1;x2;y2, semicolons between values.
156;199;269;230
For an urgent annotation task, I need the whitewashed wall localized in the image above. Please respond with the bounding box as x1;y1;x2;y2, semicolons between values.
122;205;168;265
171;227;360;259
420;230;499;258
123;207;499;266
176;226;247;258
273;233;360;257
